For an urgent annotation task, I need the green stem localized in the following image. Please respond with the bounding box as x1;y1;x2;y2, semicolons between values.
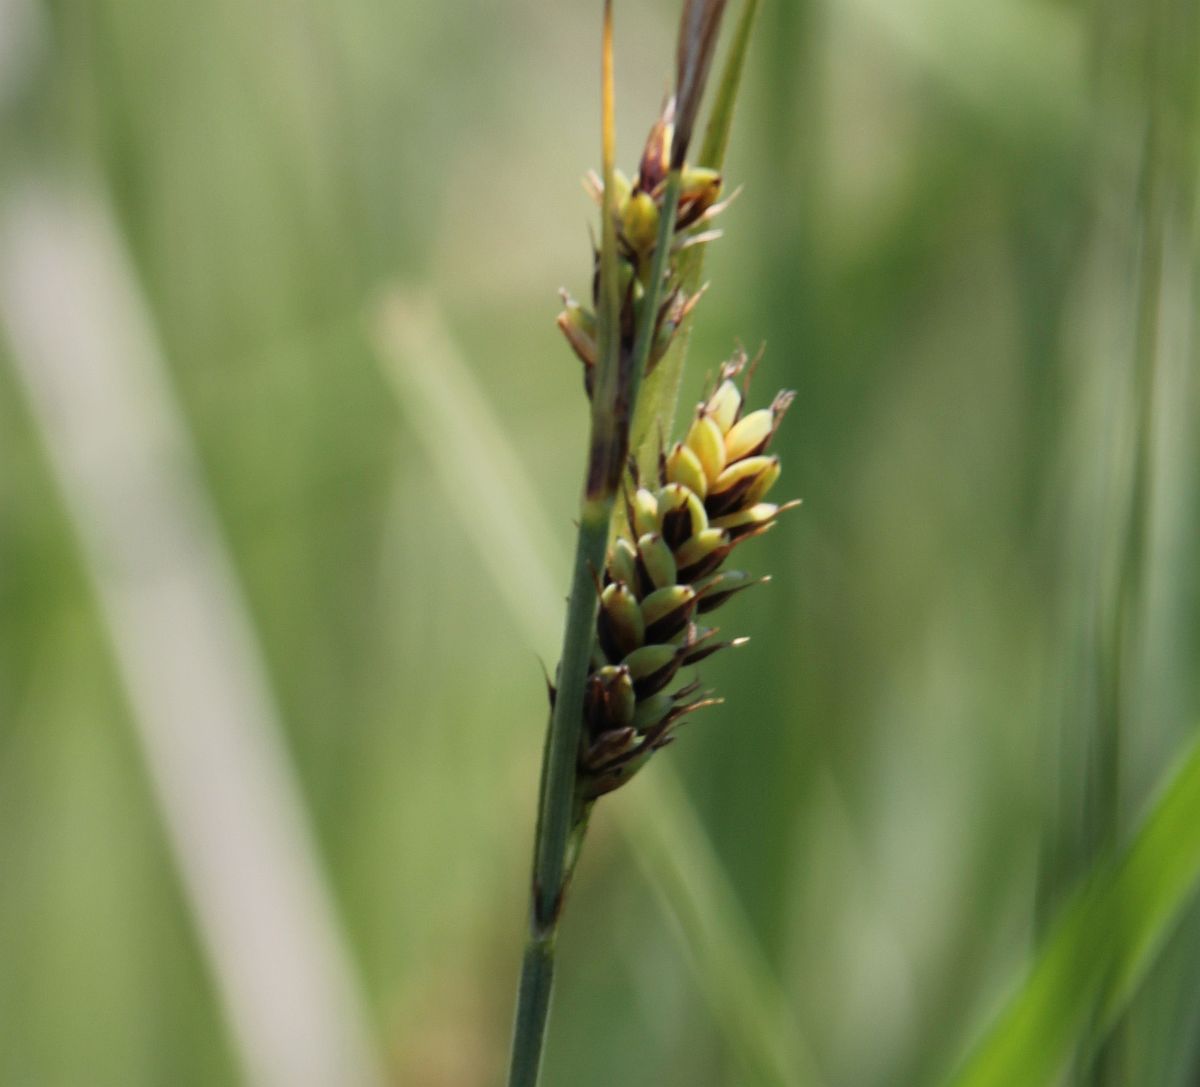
507;173;683;1087
507;935;555;1087
627;171;684;443
531;506;611;930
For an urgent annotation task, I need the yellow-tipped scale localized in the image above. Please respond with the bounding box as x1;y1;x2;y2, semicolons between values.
674;527;729;571
665;441;708;498
684;412;727;484
709;455;780;509
704;378;742;433
724;408;774;461
631;487;659;538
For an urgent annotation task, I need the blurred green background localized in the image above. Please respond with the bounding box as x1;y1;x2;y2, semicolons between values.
1;0;1198;1085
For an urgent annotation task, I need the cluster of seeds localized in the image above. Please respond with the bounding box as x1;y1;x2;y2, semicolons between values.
578;353;797;798
556;100;734;398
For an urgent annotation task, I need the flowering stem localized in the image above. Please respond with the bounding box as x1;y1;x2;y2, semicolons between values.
507;175;683;1087
506;0;740;1074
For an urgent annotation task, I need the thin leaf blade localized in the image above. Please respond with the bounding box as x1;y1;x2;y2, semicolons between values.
947;728;1200;1087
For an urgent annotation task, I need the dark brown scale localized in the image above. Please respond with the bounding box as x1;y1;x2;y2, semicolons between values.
596;611;626;664
696;579;756;614
675;199;710;231
632;551;656;599
581;741;655;799
677;624;718;666
682;640;726;667
722;516;774;543
585;668;638;741
705;474;758;518
643;593;697;645
583;674;611;739
660;504;695;549
731;520;777;546
582;726;637;771
677;543;732;584
631;653;683;699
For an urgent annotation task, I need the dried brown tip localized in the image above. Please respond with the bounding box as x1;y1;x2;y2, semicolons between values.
673;0;730;167
742;342;767;392
716;345;750;389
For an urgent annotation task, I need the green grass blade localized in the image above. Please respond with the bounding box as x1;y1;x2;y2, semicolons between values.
697;0;760;171
947;728;1200;1087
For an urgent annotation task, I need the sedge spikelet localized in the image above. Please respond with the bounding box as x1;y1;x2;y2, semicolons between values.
557;100;733;399
576;349;798;799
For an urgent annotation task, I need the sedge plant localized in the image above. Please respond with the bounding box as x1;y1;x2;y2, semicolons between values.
506;2;794;1083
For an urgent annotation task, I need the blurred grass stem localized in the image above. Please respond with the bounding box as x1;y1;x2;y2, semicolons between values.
0;180;386;1087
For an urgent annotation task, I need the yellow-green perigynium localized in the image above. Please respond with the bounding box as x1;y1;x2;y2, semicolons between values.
575;351;798;799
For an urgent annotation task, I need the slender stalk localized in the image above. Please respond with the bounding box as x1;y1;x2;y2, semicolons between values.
508;12;621;1075
529;510;609;932
507;60;684;1087
507;911;556;1087
507;182;684;1087
626;170;684;450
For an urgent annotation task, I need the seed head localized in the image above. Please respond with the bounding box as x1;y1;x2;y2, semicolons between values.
578;349;798;799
